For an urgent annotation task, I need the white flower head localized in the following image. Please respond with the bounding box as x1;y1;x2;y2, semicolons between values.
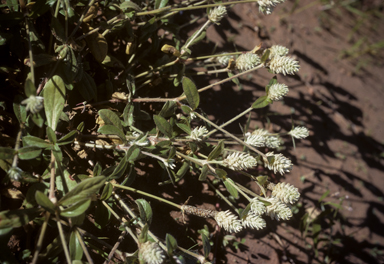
235;53;261;72
140;241;165;264
245;129;280;149
242;213;266;230
250;197;266;215
272;182;300;204
269;56;300;75
189;126;208;141
267;83;289;101
209;5;227;23
214;210;243;233
265;197;293;221
263;152;293;175
8;167;23;181
223;152;257;171
164;159;176;170
189;112;197;119
268;45;289;59
288;126;309;139
21;95;44;114
216;53;233;66
257;0;285;14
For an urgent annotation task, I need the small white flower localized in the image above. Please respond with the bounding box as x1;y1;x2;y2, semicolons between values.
223;152;257;171
8;167;22;181
271;182;300;204
140;241;165;264
267;83;289;101
257;0;285;14
265;197;293;221
250;197;266;215
235;53;261;72
164;159;176;170
288;126;309;139
244;130;280;149
242;213;266;230
216;53;233;66
189;126;208;141
189;112;197;119
209;6;227;23
268;45;289;59
269;56;300;75
263;152;293;175
21;95;44;114
214;210;243;233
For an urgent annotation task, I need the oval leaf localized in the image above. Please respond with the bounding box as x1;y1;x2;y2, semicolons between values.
0;147;16;160
207;140;224;161
223;178;239;199
198;164;209;181
251;95;271;109
44;75;66;130
153;115;173;138
35;190;56;214
201;233;211;259
18;146;42;160
57;130;77;145
135;199;152;225
182;77;199;110
100;182;113;200
23;135;52;148
166;233;178;255
69;231;84;260
99;109;123;131
98;125;126;143
60;199;91;217
46;126;57;144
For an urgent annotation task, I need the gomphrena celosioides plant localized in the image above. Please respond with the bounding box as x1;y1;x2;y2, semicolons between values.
0;0;308;263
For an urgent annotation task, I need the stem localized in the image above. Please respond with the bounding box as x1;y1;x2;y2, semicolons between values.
31;212;50;264
112;184;181;209
69;0;97;39
49;152;56;202
104;231;126;264
56;212;71;264
75;230;94;264
205;107;253;137
25;19;35;85
193;111;266;158
184;20;211;50
134;59;179;79
48;0;62;54
76;16;121;41
207;180;237;212
188;51;242;61
11;126;23;171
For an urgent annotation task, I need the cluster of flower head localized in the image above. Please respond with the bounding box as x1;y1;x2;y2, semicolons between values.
263;152;293;175
209;5;227;23
139;241;165;264
189;126;208;141
244;129;281;149
21;95;44;114
265;45;299;75
223;152;257;171
182;181;300;233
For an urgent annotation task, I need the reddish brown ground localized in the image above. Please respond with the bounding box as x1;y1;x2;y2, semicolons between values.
195;1;384;263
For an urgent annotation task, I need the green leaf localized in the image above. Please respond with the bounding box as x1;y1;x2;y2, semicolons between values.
63;47;79;83
46;126;57;144
60;199;91;217
78;72;97;102
223;178;239;199
23;135;51;148
22;182;49;209
35;190;56;214
58;176;106;206
198;164;209;181
318;190;330;202
138;224;149;243
31;112;44;127
127;145;141;162
120;1;141;11
44;75;66;130
94;200;111;229
69;231;84;260
182;77;199;110
98;125;126;143
57;130;77;145
201;233;211;259
13;95;27;124
166;233;178;255
261;49;270;63
0;147;16;160
251;95;271;109
18;146;42;160
207;140;224;161
153;115;173;138
109;155;128;179
93;162;102;176
239;203;252;219
99;109;123;131
102;55;125;69
215;168;227;179
155;0;168;9
100;182;113;200
0;208;42;229
176;122;191;135
122;103;134;127
175;161;190;182
256;176;268;186
135;199;152;225
159;101;177;118
51;16;65;42
24;79;36;97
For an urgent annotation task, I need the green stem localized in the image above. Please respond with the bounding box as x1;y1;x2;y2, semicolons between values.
49;151;56;202
48;0;61;54
205;107;253;137
56;212;71;264
69;0;96;39
31;212;50;264
207;181;237;212
134;59;179;79
75;230;94;264
25;19;35;85
11;126;23;171
184;20;211;50
112;184;181;209
76;16;121;41
188;51;242;61
193;111;266;158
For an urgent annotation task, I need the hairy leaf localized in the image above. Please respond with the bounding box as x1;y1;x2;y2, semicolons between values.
44;75;66;130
